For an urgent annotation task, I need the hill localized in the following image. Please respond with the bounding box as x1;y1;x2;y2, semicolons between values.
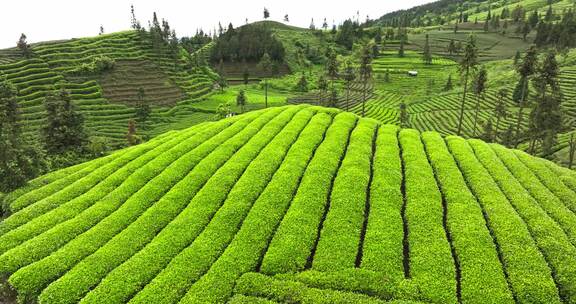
0;30;218;149
2;105;576;303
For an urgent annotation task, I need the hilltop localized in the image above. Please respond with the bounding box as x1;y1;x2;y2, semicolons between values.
1;105;576;303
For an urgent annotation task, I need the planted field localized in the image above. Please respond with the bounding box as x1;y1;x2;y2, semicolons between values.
0;31;218;148
1;104;576;303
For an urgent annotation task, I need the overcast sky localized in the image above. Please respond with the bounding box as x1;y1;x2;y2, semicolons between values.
0;0;434;49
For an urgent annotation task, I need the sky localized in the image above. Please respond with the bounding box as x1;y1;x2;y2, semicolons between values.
0;0;435;49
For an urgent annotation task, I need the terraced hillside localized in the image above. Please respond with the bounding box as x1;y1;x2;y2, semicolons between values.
2;105;576;304
0;31;216;148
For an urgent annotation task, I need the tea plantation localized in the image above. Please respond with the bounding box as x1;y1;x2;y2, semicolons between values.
1;105;576;303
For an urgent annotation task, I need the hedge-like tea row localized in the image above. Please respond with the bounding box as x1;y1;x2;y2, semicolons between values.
359;125;404;278
312;119;377;271
447;136;560;303
0;126;193;248
82;107;313;304
234;273;422;304
5;122;242;298
489;143;576;246
513;150;576;214
35;107;290;304
174;113;333;303
474;141;576;302
259;113;358;274
399;129;456;304
421;132;513;303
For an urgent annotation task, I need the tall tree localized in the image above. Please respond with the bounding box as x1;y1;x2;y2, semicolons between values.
0;76;42;191
472;66;488;137
258;52;272;108
130;5;141;30
263;8;270;20
513;45;538;146
343;61;356;111
17;34;31;58
422;34;432;65
494;89;508;142
284;14;289;22
569;133;575;169
326;49;339;90
399;102;409;128
316;75;328;106
529;51;562;155
444;74;454;91
359;44;373;117
126;119;141;146
398;35;405;58
236;90;247;113
135;88;151;127
42;87;87;154
456;35;479;136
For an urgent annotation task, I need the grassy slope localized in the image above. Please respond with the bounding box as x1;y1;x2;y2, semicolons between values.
1;105;575;303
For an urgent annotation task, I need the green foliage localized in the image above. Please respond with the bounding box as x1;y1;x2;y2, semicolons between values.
42;87;87;154
211;23;285;63
70;56;115;75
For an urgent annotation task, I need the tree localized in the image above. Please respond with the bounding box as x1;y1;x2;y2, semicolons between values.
17;34;31;58
521;22;531;41
236;90;247;113
295;73;308;92
481;119;494;142
513;50;521;65
384;69;391;83
422;34;432;65
494;89;508;142
284;14;289;22
126;119;141;146
0;76;42;191
42;87;87;154
343;61;356;111
569;133;575;169
242;66;250;86
454;22;460;34
359;44;373;117
483;20;489;32
135;88;151;127
322;18;329;31
447;39;457;55
215;102;232;119
529;51;562;155
472;66;488;137
399;102;409;128
318;75;328;106
99;25;104;35
309;18;316;30
398;35;405;58
258;52;272;108
130;5;141;30
217;74;228;92
513;45;538;146
545;4;553;21
326;49;339;90
456;35;479;136
263;8;270;20
444;74;453;91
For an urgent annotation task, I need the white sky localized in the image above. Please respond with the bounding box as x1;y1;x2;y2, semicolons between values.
0;0;434;49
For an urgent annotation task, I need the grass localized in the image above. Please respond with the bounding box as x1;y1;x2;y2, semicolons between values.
2;105;576;303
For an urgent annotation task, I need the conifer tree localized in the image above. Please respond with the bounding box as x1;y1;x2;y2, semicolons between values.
359;44;373;117
135;87;151;127
295;73;308;92
472;66;488;137
569;133;575;169
258;52;272;108
529;51;562;155
399;102;409;128
17;34;31;58
42;87;87;154
236;90;247;113
318;75;328;106
398;35;405;58
423;34;432;65
126;119;141;146
457;35;479;136
444;74;453;91
0;76;42;191
513;45;538;146
494;88;508;142
263;8;270;20
343;61;356;111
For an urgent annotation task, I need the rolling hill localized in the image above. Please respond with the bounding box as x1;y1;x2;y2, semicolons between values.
0;30;217;148
2;105;576;303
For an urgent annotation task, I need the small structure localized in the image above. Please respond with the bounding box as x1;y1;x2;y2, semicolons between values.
408;71;418;77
